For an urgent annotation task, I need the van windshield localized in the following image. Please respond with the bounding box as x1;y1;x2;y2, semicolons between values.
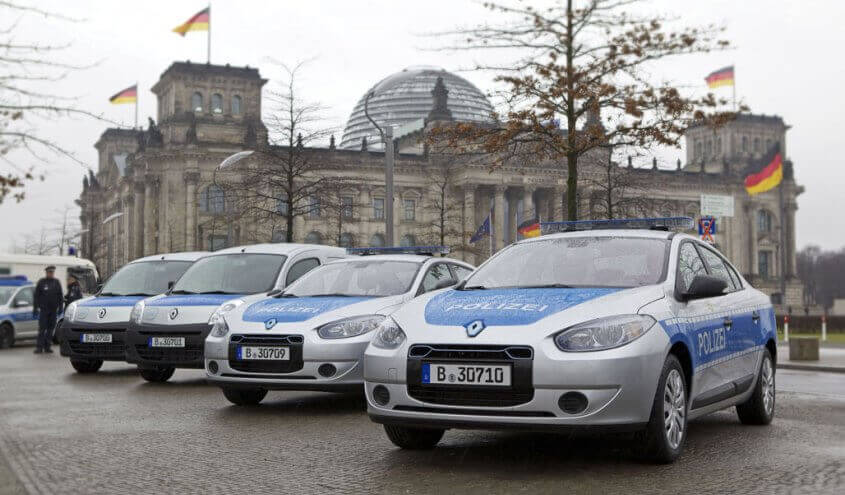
68;266;98;294
171;254;286;295
99;261;193;297
0;287;16;305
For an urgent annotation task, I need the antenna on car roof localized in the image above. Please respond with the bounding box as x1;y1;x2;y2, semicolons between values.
540;217;695;234
346;246;450;256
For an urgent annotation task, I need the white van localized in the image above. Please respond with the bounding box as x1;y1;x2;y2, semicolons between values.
0;254;99;296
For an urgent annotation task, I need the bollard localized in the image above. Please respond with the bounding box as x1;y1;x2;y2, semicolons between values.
784;315;789;343
821;314;827;342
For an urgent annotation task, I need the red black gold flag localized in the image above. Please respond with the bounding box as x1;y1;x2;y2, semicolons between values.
173;7;210;36
108;85;137;104
705;66;735;89
517;218;541;238
744;143;783;195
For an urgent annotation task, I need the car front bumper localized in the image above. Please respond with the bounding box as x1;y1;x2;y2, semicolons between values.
59;321;128;361
125;322;211;369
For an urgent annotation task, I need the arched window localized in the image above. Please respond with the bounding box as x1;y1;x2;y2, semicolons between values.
757;209;773;233
369;233;385;247
276;194;289;216
304;231;322;245
307;196;321;218
339;233;355;248
753;137;760;153
231;95;242;115
400;234;415;247
741;136;748;152
211;93;223;114
191;92;203;112
202;184;225;214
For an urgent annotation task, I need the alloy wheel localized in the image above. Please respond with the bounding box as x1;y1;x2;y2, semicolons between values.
663;369;686;450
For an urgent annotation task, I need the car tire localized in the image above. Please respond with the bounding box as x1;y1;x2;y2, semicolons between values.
0;324;14;349
640;354;688;464
139;366;175;383
736;348;775;425
222;388;268;406
70;359;103;373
383;425;445;450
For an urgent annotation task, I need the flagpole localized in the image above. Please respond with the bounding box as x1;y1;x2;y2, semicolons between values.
134;81;139;129
732;64;737;112
207;3;211;63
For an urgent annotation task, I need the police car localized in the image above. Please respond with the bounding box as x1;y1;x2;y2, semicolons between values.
364;218;777;463
126;244;345;383
58;252;206;373
0;276;37;348
204;247;474;406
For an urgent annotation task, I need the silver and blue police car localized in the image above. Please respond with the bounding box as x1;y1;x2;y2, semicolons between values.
125;243;345;383
0;276;37;349
58;252;206;373
364;218;777;463
204;247;474;406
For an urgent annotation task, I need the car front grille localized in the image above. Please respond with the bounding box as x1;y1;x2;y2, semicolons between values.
134;344;203;363
65;328;126;359
227;334;304;374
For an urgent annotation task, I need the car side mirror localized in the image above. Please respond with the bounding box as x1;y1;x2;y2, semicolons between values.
167;281;175;290
682;275;728;301
432;278;458;291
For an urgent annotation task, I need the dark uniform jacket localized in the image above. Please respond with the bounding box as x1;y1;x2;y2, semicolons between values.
64;281;83;307
34;278;63;313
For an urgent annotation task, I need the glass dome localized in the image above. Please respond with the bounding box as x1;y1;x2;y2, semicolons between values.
339;66;495;150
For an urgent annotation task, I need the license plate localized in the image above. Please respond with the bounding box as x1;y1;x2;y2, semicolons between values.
80;333;112;344
422;363;511;386
237;346;290;361
148;337;185;348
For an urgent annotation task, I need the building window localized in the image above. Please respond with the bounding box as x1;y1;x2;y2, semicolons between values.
369;233;385;247
765;138;772;151
200;184;225;214
705;139;712;157
231;95;242;115
304;231;322;245
211;93;223;114
758;250;772;279
271;228;287;243
757;209;773;233
741;136;748;152
276;195;289;216
753;137;760;153
404;199;416;221
373;197;384;219
339;233;355;248
191;92;203;112
400;234;415;247
341;196;354;219
208;235;228;251
715;136;722;155
307;196;321;218
694;140;701;158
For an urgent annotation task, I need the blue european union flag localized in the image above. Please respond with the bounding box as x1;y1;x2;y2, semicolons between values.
470;215;490;243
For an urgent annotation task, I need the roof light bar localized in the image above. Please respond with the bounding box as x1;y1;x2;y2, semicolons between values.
347;246;450;256
541;217;695;234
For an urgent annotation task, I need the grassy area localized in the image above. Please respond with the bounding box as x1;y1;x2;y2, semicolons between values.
776;331;845;344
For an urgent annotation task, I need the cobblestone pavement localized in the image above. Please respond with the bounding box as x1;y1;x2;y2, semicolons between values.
1;346;843;495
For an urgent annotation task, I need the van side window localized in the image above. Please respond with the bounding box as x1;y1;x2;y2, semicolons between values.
285;258;320;286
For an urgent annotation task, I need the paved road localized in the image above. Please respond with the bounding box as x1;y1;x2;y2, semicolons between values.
1;345;843;495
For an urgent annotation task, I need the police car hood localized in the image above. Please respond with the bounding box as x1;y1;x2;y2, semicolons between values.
142;293;247;325
74;294;147;325
394;285;665;342
230;294;407;333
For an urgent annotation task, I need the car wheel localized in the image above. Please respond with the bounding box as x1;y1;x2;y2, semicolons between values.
71;359;103;373
222;388;268;406
641;354;687;464
736;348;775;425
0;324;14;349
139;366;175;383
383;425;445;450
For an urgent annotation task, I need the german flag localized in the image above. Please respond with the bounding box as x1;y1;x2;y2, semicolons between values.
108;85;137;104
705;66;735;89
173;7;209;36
517;218;541;238
744;143;783;195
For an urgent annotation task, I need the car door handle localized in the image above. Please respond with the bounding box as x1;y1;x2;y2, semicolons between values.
752;311;760;323
723;317;733;329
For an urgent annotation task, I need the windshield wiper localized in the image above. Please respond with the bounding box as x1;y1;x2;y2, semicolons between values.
121;292;156;297
517;284;575;289
98;292;123;297
273;293;298;298
459;285;489;291
170;289;198;295
302;293;359;297
198;290;242;295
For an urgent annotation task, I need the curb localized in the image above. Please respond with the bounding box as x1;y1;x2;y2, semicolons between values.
777;363;845;374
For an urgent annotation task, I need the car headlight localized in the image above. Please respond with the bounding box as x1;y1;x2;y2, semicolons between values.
64;302;78;322
317;315;385;339
208;299;244;325
554;314;656;352
210;314;230;338
130;300;145;325
371;317;406;350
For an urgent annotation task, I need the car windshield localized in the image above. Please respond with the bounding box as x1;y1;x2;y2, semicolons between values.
462;236;669;289
171;254;286;294
99;261;193;296
285;260;420;297
0;287;16;305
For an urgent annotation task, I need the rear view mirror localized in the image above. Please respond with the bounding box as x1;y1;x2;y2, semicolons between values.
682;275;727;301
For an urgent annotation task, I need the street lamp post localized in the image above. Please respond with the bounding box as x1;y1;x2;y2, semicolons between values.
364;91;394;247
209;150;254;250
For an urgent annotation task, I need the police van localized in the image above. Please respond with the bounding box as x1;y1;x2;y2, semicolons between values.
125;244;345;383
204;246;474;406
0;276;37;348
0;254;99;296
58;252;206;373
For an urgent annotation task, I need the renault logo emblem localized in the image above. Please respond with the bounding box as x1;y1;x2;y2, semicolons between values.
264;318;277;330
169;308;179;320
97;308;107;319
465;320;485;338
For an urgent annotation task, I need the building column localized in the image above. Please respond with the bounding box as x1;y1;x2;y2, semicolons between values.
786;201;797;277
122;195;131;264
493;185;507;252
506;190;518;244
159;173;169;252
143;174;157;256
132;182;144;260
392;187;402;247
554;186;565;221
462;185;476;264
523;186;535;220
746;201;758;276
184;170;199;251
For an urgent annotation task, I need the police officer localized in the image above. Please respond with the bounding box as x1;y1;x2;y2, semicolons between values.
33;266;63;354
65;274;83;307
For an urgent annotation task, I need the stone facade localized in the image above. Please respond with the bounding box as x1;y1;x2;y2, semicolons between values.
78;61;805;310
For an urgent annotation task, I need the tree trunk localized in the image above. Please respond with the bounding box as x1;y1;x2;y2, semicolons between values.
566;154;578;220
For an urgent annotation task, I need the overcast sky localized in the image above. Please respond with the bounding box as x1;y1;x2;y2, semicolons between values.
3;0;844;251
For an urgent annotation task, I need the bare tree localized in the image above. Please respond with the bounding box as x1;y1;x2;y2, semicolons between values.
48;204;83;255
433;0;740;220
221;60;338;243
320;181;359;247
23;226;51;255
0;2;105;203
422;152;465;249
582;150;653;219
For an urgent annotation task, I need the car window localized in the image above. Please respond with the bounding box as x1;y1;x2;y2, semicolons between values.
14;287;33;306
421;264;454;293
727;264;743;290
172;254;287;294
677;242;707;293
698;246;737;291
450;264;473;281
286;260;420;297
285;258;320;286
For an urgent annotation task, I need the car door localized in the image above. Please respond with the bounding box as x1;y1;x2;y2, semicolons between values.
10;287;37;338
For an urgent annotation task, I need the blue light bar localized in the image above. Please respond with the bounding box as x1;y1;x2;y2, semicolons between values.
0;275;30;286
541;217;695;234
347;246;450;256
